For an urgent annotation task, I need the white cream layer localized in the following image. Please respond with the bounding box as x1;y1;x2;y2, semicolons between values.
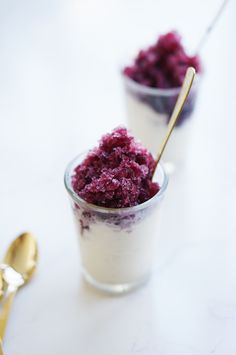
76;205;161;285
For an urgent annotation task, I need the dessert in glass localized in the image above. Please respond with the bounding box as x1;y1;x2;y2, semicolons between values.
122;31;202;171
64;127;168;294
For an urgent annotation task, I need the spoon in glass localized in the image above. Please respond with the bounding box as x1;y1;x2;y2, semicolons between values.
196;0;229;53
153;66;196;177
0;232;38;341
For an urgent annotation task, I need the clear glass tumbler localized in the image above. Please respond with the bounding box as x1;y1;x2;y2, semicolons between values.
123;74;200;171
64;153;168;294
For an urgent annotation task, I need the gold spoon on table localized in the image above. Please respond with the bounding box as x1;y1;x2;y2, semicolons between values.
0;270;4;353
0;340;4;355
0;270;3;300
0;232;38;341
153;67;196;175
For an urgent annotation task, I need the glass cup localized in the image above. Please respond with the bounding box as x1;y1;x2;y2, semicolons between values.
122;74;200;172
64;152;168;294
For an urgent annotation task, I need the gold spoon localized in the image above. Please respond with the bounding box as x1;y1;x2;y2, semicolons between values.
0;340;4;355
196;0;229;53
0;270;3;300
153;67;196;174
0;232;38;341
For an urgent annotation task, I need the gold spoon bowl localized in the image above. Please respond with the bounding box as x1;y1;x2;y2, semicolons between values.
0;232;38;341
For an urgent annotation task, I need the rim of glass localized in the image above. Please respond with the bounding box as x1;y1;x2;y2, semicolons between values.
64;151;168;214
122;72;199;96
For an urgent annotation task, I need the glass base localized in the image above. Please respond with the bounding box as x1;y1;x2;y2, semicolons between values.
82;268;150;295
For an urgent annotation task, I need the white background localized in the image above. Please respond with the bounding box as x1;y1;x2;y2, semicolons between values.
0;0;236;354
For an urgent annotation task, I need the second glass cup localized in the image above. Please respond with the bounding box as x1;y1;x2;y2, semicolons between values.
123;74;200;171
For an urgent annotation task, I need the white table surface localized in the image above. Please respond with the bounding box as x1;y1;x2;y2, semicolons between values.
0;0;236;354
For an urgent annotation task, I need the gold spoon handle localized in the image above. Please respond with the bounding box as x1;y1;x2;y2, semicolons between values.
0;340;4;355
155;67;196;166
196;0;229;53
0;290;16;340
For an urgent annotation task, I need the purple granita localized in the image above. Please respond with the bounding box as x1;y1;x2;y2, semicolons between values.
72;127;159;208
123;31;201;89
